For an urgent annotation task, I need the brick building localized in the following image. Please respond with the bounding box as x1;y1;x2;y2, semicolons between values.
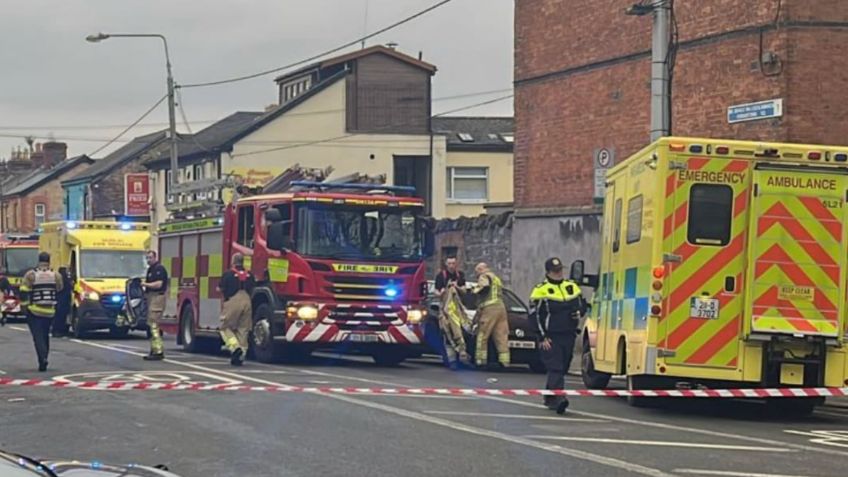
509;0;848;297
1;145;93;234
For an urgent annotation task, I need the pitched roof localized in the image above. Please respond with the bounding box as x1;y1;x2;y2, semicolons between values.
431;116;515;152
63;130;166;184
143;111;264;168
5;155;94;196
274;45;436;83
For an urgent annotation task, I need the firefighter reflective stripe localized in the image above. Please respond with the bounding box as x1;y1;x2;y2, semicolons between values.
659;158;749;368
477;272;503;308
749;169;846;337
268;258;289;283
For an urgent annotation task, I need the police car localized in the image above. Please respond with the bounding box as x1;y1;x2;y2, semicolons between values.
423;281;546;372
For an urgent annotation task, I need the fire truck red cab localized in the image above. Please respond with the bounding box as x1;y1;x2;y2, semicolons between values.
159;182;434;365
0;234;39;321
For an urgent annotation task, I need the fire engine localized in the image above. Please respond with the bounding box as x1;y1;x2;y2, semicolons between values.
0;234;39;321
576;137;848;412
158;181;434;365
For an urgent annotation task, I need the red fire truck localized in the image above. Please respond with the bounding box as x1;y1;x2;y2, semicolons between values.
0;234;39;321
157;182;434;365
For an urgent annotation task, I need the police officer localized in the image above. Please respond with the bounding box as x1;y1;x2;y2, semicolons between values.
142;250;168;361
529;257;587;414
473;262;510;370
217;253;255;366
20;252;63;371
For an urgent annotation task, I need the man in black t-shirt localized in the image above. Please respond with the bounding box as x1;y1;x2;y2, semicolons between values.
434;256;466;298
142;250;168;361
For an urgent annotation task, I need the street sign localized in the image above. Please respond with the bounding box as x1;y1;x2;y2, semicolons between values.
727;98;783;124
594;148;615;200
124;173;150;216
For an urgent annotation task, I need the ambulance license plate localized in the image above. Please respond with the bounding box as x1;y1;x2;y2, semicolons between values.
690;297;719;319
346;333;379;343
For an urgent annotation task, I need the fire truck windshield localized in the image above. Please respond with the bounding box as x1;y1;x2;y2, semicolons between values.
3;248;39;276
296;204;425;262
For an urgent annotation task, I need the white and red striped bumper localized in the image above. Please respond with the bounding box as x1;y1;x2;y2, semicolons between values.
284;303;424;345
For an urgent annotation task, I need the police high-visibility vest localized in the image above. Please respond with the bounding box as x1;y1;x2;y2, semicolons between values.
478;272;504;309
23;268;58;318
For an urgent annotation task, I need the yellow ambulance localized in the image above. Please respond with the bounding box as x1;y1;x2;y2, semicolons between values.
575;137;848;411
39;221;150;337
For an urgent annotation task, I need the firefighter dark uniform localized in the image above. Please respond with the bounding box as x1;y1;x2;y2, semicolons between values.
143;257;168;360
20;253;63;372
474;267;510;368
530;257;587;414
218;266;255;366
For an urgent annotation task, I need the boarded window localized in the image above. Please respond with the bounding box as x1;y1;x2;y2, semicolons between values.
688;184;733;246
626;195;643;244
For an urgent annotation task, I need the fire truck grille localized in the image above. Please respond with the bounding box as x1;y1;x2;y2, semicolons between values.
324;276;402;301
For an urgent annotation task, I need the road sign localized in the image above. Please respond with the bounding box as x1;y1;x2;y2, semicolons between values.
728;98;784;124
594;148;615;200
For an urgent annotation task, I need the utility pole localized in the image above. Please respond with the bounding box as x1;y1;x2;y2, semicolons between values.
627;1;671;140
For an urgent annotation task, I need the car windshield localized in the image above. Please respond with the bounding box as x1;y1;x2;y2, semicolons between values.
80;251;147;279
3;248;38;276
295;204;425;261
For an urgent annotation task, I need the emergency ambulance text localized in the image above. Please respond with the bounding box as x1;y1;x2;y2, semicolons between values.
677;170;745;184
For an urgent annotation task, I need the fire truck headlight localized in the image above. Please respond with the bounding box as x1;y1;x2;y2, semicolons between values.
296;305;318;321
86;291;100;301
406;309;425;324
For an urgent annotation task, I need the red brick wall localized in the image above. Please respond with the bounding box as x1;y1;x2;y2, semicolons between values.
2;163;91;233
514;0;848;209
91;157;149;218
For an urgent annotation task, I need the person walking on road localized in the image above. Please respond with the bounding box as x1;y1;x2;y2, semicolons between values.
141;250;168;361
52;267;72;337
19;252;63;372
218;253;255;366
472;262;510;370
529;257;587;414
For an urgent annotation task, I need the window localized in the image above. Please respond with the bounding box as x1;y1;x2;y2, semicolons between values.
237;205;255;248
34;203;46;227
165;170;174;204
447;167;488;201
626;195;643;244
612;198;623;253
457;133;474;142
688;184;733;246
500;133;514;143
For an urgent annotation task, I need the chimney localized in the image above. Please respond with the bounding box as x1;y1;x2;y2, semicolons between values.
42;141;68;168
30;142;46;169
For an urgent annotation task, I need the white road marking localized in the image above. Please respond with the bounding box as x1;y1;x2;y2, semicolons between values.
480;395;848;458
783;429;848;449
523;436;794;452
7;398;25;402
0;369;6;375
8;326;25;332
367;394;471;400
181;361;231;365
67;339;673;477
425;411;606;422
236;370;292;375
813;409;848;419
673;470;816;477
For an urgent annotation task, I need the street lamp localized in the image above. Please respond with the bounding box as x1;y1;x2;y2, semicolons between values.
86;32;179;189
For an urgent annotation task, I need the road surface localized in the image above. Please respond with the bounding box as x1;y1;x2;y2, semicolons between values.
0;325;846;477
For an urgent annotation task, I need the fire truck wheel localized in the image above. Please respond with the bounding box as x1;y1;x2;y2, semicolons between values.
581;336;611;389
180;305;200;353
252;303;281;363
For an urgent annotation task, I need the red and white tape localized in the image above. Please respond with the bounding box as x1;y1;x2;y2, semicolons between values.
0;377;846;398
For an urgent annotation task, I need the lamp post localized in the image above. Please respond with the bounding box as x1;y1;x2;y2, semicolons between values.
86;32;179;189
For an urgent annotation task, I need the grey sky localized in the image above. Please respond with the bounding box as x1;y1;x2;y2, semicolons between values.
0;0;513;160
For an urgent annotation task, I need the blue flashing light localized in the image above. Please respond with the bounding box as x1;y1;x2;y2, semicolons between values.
120;223;132;231
111;295;123;303
384;287;399;298
66;221;77;229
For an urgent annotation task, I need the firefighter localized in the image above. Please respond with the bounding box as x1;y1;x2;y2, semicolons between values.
434;256;469;369
472;262;509;370
217;253;255;366
529;257;588;414
141;250;168;361
19;252;63;372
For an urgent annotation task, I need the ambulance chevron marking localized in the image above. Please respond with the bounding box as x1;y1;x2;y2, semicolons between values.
684;314;741;364
797;196;842;241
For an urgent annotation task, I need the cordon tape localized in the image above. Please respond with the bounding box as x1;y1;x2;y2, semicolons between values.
0;377;846;398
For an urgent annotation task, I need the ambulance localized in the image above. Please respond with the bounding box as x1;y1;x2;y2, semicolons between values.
575;137;848;411
39;221;151;337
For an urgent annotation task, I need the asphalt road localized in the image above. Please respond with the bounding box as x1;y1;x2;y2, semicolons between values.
0;324;847;477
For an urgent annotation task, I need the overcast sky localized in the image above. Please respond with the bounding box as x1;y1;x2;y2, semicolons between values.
0;0;513;160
